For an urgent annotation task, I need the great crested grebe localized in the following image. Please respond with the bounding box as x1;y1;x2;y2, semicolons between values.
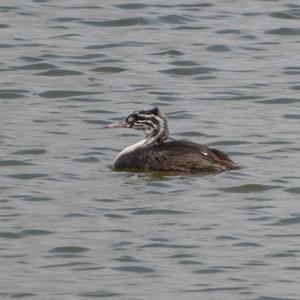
105;107;239;173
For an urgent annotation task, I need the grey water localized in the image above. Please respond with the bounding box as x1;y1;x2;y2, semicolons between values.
1;0;300;299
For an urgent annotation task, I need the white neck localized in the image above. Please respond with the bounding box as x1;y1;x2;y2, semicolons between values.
115;115;169;162
115;138;147;162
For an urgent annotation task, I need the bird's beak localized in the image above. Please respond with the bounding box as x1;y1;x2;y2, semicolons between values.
104;121;129;128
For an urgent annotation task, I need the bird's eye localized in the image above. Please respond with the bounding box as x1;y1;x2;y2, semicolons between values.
127;116;135;123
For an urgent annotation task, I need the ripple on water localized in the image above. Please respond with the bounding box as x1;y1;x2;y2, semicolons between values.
74;156;99;163
39;90;97;98
18;196;53;202
283;114;300;120
233;242;263;248
275;215;300;226
285;187;300;194
79;17;151;27
82;109;115;114
0;44;15;48
268;251;298;258
18;62;58;70
284;70;300;76
151;49;185;56
265;27;300;35
83;119;108;125
67;53;106;60
52;17;82;23
208;140;249;146
140;243;198;249
0;89;29;99
168;253;197;259
158;14;194;24
178;260;203;265
194;267;226;274
113;265;156;274
41;262;94;269
90;66;127;73
85;43;123;50
67;97;105;103
48;246;90;254
0;160;32;166
181;287;250;294
12;149;46;155
132;208;189;215
255;297;298;300
7;173;48;180
206;44;231;52
170;60;198;66
19;56;45;62
36;69;83;76
269;10;300;20
114;3;148;9
79;290;122;298
256;98;299;105
173;26;209;30
216;29;241;34
104;213;127;219
0;6;18;12
115;255;141;263
160;66;219;76
216;235;239;241
177;3;214;8
0;229;53;239
220;184;282;193
10;293;37;298
175;130;211;138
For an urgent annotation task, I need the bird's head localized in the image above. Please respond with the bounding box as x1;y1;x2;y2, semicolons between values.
105;107;169;144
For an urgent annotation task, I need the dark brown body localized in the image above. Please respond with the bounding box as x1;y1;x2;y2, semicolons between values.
114;140;239;173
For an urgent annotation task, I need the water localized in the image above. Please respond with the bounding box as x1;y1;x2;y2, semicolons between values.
1;0;300;299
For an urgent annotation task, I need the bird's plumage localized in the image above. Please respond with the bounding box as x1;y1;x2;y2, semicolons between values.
114;140;238;172
105;107;239;173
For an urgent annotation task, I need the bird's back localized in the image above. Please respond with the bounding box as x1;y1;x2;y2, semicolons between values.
114;140;239;173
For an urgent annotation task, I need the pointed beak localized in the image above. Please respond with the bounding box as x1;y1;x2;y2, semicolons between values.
104;121;129;128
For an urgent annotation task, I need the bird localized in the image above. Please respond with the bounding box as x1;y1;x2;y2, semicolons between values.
105;107;239;173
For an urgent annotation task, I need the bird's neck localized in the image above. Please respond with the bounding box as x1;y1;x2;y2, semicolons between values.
115;139;148;162
145;118;169;145
115;125;169;162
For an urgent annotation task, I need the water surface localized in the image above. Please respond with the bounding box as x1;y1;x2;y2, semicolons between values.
1;1;300;299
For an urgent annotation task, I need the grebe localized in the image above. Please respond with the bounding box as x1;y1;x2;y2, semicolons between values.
105;107;239;173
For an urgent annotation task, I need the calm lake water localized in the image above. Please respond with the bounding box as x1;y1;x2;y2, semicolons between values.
1;0;300;299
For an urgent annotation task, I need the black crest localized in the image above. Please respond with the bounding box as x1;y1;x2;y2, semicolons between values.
136;107;160;117
151;107;160;116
